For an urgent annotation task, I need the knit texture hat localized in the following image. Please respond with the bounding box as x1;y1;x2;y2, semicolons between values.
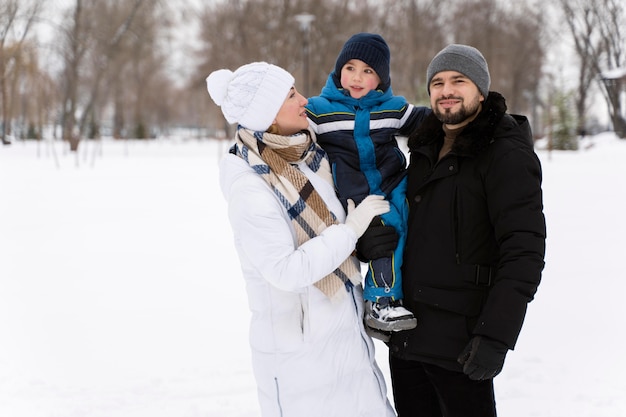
427;44;490;98
334;33;391;90
206;62;294;132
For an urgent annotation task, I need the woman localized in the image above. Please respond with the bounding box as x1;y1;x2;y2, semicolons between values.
207;62;396;417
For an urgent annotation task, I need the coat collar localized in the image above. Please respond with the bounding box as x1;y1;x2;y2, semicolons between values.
408;91;508;157
319;74;393;109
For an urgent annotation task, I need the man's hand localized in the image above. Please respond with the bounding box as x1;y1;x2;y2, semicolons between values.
457;336;508;380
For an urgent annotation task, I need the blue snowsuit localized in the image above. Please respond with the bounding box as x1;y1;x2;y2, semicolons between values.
306;74;429;302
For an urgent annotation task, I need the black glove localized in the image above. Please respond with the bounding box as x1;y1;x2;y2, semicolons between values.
355;219;399;261
457;336;508;381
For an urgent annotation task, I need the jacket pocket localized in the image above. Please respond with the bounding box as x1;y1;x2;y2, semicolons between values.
250;293;307;353
410;284;487;317
299;293;310;342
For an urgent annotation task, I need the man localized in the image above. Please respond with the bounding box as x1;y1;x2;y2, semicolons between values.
388;44;546;416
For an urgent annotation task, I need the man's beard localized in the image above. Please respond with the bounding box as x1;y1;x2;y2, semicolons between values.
433;95;481;125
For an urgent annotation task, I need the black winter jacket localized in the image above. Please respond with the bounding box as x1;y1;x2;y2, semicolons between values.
389;92;546;371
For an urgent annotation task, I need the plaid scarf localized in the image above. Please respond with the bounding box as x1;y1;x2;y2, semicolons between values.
234;127;361;299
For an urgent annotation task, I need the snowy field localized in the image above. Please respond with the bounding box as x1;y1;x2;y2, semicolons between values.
1;133;625;417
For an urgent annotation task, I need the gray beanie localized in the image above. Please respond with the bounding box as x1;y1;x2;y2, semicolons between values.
426;44;490;98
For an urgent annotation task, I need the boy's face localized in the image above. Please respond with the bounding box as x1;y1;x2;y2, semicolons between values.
339;59;381;99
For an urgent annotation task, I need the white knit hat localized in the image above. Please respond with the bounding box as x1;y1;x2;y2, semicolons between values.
206;62;295;132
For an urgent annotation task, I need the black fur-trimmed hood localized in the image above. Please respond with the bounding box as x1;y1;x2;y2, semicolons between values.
408;91;516;157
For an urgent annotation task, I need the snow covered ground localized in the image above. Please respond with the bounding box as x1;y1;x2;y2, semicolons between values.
1;133;625;417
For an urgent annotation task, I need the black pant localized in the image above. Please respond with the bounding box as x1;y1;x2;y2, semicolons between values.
389;354;497;417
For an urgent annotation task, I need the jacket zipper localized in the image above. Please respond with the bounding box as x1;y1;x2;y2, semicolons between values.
350;288;387;396
453;186;461;264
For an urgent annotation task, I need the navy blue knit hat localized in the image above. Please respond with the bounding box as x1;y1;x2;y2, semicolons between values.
334;33;391;90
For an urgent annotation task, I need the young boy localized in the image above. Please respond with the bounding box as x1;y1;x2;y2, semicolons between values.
306;33;429;336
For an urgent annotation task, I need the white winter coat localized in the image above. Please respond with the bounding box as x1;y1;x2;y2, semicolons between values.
219;152;396;417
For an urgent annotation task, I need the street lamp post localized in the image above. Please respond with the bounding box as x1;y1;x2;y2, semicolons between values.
294;13;315;97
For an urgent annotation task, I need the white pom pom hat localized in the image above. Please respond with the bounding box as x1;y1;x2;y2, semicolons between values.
206;62;295;132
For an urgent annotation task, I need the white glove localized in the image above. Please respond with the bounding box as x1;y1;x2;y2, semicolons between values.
344;195;390;238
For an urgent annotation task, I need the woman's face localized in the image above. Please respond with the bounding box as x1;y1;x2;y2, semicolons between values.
272;87;309;135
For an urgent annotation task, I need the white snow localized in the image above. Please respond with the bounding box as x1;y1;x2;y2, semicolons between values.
1;133;625;416
601;67;626;80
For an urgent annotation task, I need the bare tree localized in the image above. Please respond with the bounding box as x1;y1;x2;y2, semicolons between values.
57;0;89;150
192;0;310;134
560;0;626;137
10;41;53;139
381;0;448;103
0;0;554;143
192;0;546;135
560;0;608;136
596;0;626;137
57;0;162;151
90;0;169;140
0;0;42;144
191;0;442;131
449;0;545;115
